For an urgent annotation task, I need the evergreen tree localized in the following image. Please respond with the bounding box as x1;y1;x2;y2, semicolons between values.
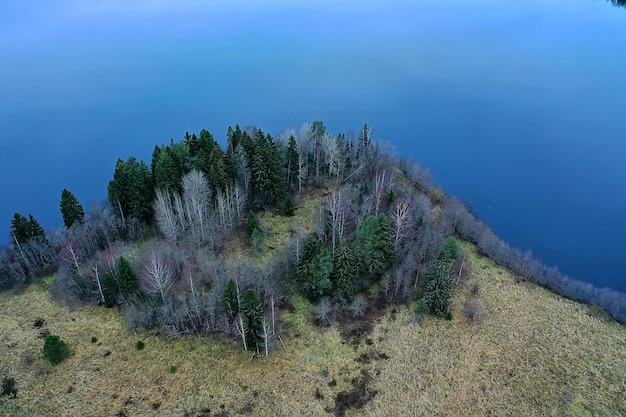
222;279;239;320
11;213;47;244
168;139;192;174
246;211;259;237
102;273;119;307
197;129;217;161
60;189;85;228
355;214;394;279
283;196;295;216
331;240;358;301
107;157;154;223
251;134;285;206
423;259;453;316
193;146;211;177
226;125;243;180
439;236;460;262
150;145;162;177
187;133;200;158
10;213;31;243
28;214;46;241
296;237;333;301
207;145;229;193
118;256;139;295
240;288;264;352
285;135;299;192
154;149;182;191
386;188;395;206
357;123;371;160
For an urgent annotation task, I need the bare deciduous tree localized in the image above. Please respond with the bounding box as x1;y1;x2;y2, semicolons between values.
141;252;174;302
327;188;346;255
391;198;413;247
154;189;180;242
373;170;387;214
183;170;212;245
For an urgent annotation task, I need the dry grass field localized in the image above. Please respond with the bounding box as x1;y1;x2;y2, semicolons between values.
1;243;625;416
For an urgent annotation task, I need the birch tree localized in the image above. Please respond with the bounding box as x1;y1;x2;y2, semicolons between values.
154;189;180;241
141;252;174;302
182;169;212;245
391;198;413;248
327;188;346;255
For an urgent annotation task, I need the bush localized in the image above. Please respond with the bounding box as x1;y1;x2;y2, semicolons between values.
414;298;428;322
250;228;262;252
283;196;295;216
464;298;484;323
91;336;98;344
313;297;335;326
1;376;17;398
349;294;367;318
169;365;177;374
246;212;259;237
136;340;145;350
445;312;453;321
43;335;70;364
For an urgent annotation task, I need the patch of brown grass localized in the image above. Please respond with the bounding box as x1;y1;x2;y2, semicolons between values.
364;245;626;416
1;242;624;416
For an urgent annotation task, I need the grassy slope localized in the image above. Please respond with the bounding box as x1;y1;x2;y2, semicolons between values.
1;214;625;416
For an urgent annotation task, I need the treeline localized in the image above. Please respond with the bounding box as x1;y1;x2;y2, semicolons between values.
1;121;624;349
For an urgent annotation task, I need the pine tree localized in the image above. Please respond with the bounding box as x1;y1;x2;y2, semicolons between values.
357;123;371;160
251;135;285;206
207;146;229;193
331;240;358;300
60;189;85;228
150;145;162;177
285;135;299;192
222;279;239;320
118;256;139;295
226;125;243;180
439;236;460;262
423;259;453;316
10;213;31;243
240;288;264;352
283;196;295;216
154;149;182;191
187;133;200;157
108;157;154;223
296;237;333;301
28;214;46;241
355;214;394;279
246;211;259;237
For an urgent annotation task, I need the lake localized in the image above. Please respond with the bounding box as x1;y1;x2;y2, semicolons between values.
1;0;625;293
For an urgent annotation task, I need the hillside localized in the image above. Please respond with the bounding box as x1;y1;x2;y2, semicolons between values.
1;242;625;417
1;123;625;416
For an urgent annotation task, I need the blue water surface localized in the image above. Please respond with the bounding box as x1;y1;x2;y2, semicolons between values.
1;0;625;292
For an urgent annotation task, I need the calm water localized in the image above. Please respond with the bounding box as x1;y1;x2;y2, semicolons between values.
1;0;625;292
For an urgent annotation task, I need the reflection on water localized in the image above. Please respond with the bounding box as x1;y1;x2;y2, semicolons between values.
610;0;626;7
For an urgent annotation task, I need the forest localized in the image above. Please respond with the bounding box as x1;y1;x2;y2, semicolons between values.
1;121;625;357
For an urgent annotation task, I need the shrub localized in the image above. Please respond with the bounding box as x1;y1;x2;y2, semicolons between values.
283;196;295;216
313;297;335;326
246;212;259;237
414;298;428;322
136;340;145;350
349;294;367;318
169;365;177;374
464;298;484;323
1;376;17;398
91;336;98;344
251;228;262;252
445;312;453;321
43;335;70;364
